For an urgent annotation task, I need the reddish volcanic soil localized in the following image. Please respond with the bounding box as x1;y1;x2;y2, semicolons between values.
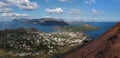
61;22;120;58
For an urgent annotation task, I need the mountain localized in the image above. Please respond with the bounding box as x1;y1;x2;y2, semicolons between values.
13;18;69;26
38;18;69;26
59;22;120;58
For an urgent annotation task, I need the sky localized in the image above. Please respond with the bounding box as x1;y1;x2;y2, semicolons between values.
0;0;120;22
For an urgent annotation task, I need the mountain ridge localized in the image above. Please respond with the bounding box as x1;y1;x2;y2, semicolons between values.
13;18;69;26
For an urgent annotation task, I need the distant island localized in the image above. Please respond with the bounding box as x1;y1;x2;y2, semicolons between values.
54;24;100;32
13;18;69;26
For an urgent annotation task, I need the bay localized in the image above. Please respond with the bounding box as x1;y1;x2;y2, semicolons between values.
0;21;117;39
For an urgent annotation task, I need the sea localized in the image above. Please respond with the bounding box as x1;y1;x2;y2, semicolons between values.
0;21;117;39
85;22;117;39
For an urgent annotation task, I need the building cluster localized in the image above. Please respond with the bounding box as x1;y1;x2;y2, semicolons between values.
0;30;88;56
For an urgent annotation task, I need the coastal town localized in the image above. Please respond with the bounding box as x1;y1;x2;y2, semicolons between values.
0;0;119;58
0;28;90;58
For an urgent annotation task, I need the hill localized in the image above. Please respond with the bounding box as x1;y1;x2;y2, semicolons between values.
60;22;120;58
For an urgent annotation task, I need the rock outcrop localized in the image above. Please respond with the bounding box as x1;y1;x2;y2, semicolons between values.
61;22;120;58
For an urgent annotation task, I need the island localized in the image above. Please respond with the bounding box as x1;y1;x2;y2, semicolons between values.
13;18;69;26
54;24;100;32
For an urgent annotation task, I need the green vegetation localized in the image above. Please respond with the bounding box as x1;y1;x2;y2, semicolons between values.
55;24;100;32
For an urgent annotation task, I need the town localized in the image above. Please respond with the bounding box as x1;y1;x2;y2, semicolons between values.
0;28;90;58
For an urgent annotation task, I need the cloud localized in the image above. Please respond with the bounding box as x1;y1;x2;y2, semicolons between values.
44;0;72;2
0;0;37;19
69;9;81;15
59;0;69;2
59;0;76;2
85;0;96;4
91;9;104;16
7;0;39;10
0;1;7;8
0;0;39;10
0;8;12;13
0;7;29;18
46;8;64;14
1;13;28;18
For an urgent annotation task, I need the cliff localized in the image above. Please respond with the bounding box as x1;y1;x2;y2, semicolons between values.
61;22;120;58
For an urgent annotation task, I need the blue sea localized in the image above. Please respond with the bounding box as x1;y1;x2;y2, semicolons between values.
85;22;117;39
0;21;117;39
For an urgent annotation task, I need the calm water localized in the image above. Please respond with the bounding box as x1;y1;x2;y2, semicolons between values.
85;22;117;39
0;22;117;39
0;22;57;32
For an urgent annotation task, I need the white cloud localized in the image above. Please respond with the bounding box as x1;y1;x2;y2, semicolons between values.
0;0;39;10
44;0;72;2
8;0;39;10
1;13;28;18
0;0;37;19
91;9;104;16
0;8;12;13
85;0;96;4
59;0;76;3
0;1;7;8
46;8;64;14
0;7;29;19
69;9;81;15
